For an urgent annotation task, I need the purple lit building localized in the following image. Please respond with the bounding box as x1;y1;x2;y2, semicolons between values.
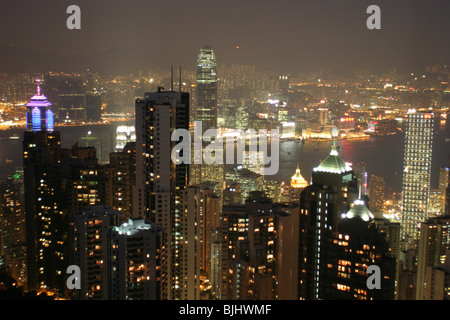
25;79;54;133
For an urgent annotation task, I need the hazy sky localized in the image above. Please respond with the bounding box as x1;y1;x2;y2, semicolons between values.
1;0;449;74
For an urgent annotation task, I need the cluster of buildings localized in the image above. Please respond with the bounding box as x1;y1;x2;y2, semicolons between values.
0;47;449;300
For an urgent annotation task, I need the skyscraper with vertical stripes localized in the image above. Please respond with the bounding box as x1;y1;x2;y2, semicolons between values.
401;109;434;242
195;46;217;132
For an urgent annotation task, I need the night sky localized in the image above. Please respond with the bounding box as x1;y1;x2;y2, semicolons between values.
1;0;449;74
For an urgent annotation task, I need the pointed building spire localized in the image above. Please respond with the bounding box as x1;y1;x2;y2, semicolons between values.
36;76;41;96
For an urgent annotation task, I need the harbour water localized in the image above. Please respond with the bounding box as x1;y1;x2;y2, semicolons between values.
0;119;449;195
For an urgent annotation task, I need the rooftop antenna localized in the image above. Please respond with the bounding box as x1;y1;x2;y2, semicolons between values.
36;76;41;95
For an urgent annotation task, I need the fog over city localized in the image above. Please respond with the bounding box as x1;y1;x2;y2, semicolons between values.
1;0;449;75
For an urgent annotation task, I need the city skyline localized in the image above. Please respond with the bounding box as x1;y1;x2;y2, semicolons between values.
1;1;450;304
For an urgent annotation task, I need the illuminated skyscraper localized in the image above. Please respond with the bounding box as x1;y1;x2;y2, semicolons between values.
70;205;124;300
23;80;66;293
401;110;434;241
298;144;358;300
368;174;385;212
110;219;163;300
195;46;217;131
415;216;450;300
134;88;201;299
25;79;54;133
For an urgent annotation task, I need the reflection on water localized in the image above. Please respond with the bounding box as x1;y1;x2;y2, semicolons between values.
0;120;448;195
270;120;450;194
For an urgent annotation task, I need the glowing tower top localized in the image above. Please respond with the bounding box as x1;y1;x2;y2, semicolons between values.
26;78;54;132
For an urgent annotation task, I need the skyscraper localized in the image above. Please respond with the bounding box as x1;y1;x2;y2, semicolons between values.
298;144;358;299
415;216;450;300
110;219;163;300
368;173;385;212
23;80;66;293
318;200;396;300
195;46;218;131
401;110;434;241
439;167;449;214
133;88;190;221
70;205;124;300
134;88;201;299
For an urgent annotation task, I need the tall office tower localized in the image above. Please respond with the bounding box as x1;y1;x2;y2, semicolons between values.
110;219;163;300
133;88;189;221
44;73;87;122
195;46;218;131
298;144;358;300
70;205;124;300
227;192;299;300
192;46;223;198
274;203;299;300
368;174;385;212
107;142;136;220
318;200;396;300
60;144;105;214
439;167;449;214
401;110;434;241
220;205;248;299
173;186;201;300
288;164;309;201
0;173;26;287
85;69;101;122
23;81;66;294
318;108;328;126
415;216;450;300
134;88;200;300
199;189;220;275
354;162;368;196
85;92;102;122
262;179;283;203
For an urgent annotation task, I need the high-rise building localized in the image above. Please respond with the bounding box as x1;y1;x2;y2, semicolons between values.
298;144;358;300
0;172;26;287
110;219;163;300
415;216;450;300
85;92;102;122
401;110;434;241
195;46;218;131
133;88;189;221
70;205;124;300
368;174;385;212
23;80;66;293
318;200;396;300
106;142;136;220
288;164;309;201
60;144;105;214
225;192;299;300
439;167;449;214
354;162;368;196
191;46;224;209
133;88;201;300
44;73;87;122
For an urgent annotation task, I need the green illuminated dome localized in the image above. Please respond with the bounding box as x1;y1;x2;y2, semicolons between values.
313;145;352;174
